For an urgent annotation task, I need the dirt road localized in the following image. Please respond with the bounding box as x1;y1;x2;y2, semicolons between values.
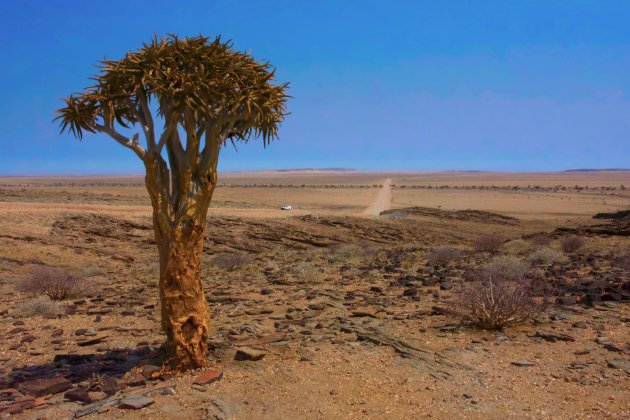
363;178;392;215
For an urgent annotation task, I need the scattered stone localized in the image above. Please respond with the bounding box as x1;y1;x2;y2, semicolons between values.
19;335;36;344
549;313;568;321
596;337;614;345
607;359;630;370
140;364;161;379
143;385;177;397
192;369;223;386
351;308;378;318
234;347;266;361
64;387;92;404
100;374;120;396
18;376;72;397
118;395;154;410
260;288;273;295
511;360;536;367
77;336;108;347
126;373;147;387
51;328;64;337
534;331;576;342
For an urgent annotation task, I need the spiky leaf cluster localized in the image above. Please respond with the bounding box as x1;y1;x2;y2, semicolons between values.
55;34;289;148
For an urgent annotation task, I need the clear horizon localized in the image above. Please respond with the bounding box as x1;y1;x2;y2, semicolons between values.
1;1;629;175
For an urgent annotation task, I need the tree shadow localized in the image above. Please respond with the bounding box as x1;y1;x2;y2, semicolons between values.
2;345;162;394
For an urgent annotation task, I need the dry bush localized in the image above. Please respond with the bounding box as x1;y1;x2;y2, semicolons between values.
473;234;506;253
527;247;568;264
529;234;551;247
212;253;252;271
82;265;105;277
559;235;585;253
617;248;630;271
427;246;461;266
18;266;83;300
452;257;545;330
479;255;529;280
503;239;533;256
293;261;324;283
12;296;59;318
329;244;365;262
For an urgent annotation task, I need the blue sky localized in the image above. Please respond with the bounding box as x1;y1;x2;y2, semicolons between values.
1;0;629;174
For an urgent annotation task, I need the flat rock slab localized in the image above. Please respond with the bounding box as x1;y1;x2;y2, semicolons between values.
193;369;224;385
511;360;536;367
18;376;72;397
235;347;267;361
607;359;630;370
76;336;108;347
118;395;154;410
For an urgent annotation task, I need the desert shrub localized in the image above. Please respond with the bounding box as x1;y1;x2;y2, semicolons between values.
18;266;82;300
559;235;585;253
529;234;551;247
212;253;252;271
453;257;545;329
12;296;59;318
503;239;533;256
473;234;506;253
477;255;529;281
293;261;323;283
82;265;105;277
617;248;630;271
427;246;461;266
527;247;568;265
329;244;365;261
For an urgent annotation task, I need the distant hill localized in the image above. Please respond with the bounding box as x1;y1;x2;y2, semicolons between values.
563;168;630;172
275;168;356;172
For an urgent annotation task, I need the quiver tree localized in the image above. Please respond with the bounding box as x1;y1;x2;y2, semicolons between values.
55;35;289;371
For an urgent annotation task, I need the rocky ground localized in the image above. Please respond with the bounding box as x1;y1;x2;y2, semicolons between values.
0;203;628;419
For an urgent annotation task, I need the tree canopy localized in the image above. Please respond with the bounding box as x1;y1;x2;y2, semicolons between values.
55;34;289;161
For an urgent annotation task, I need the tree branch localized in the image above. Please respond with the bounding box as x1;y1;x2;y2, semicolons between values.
135;87;155;149
95;124;145;159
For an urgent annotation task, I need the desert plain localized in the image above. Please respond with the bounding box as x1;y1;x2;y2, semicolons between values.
0;169;629;419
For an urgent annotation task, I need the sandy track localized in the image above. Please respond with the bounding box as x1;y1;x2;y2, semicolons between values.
363;178;392;216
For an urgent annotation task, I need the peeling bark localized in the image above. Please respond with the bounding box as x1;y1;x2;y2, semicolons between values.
144;151;216;371
157;222;209;370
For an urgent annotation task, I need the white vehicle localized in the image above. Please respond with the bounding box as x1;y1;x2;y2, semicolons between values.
280;204;292;210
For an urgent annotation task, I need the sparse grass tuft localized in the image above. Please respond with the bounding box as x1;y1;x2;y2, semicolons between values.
473;234;506;253
559;235;585;253
503;239;533;256
427;246;461;266
529;234;551;247
329;244;365;262
212;253;252;271
12;296;59;318
82;265;105;277
293;261;324;283
18;266;83;300
617;248;630;271
527;247;568;264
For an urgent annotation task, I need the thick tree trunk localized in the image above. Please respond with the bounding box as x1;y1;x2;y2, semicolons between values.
156;221;210;371
144;154;215;371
